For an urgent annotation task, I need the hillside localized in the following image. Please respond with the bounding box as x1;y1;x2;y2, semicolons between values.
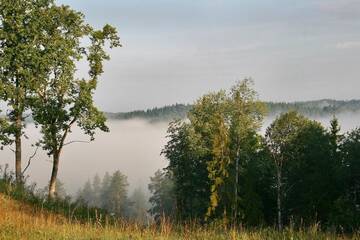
106;99;360;122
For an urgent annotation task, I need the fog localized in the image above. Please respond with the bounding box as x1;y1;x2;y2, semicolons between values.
0;113;359;196
0;120;168;195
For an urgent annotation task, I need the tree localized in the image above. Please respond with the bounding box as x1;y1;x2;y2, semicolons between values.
162;120;210;221
285;121;340;225
338;128;360;229
188;80;266;222
329;116;343;160
78;180;94;206
148;169;176;223
0;0;56;182
162;80;266;224
265;111;310;230
92;174;102;207
100;172;111;208
28;2;120;199
226;80;266;222
128;187;149;224
103;171;129;217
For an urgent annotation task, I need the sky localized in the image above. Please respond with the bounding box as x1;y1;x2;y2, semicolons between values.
3;0;360;193
57;0;360;112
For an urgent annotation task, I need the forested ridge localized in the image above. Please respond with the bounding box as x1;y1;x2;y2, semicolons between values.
107;99;360;122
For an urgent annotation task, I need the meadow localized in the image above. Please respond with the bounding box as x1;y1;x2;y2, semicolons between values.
0;193;358;240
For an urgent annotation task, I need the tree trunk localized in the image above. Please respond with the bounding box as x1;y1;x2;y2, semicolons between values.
15;114;22;184
234;149;239;224
277;167;282;231
48;151;60;200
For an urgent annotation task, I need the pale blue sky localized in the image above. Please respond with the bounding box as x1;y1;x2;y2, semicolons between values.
58;0;360;112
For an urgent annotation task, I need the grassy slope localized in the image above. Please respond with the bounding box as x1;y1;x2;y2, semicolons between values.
0;193;357;240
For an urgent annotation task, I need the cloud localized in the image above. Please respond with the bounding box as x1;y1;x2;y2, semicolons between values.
336;41;360;49
317;0;360;19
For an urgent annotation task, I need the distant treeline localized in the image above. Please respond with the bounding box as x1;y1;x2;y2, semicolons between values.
106;99;360;122
106;104;192;122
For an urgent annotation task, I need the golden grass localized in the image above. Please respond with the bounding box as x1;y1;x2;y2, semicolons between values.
0;193;358;240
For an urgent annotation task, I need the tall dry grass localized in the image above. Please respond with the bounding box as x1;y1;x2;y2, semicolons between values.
0;193;358;240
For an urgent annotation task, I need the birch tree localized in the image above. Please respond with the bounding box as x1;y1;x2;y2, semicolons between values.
265;111;309;230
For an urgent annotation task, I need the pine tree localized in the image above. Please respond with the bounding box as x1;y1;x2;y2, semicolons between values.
128;187;148;224
80;180;94;206
92;174;102;207
329;116;343;159
103;171;129;217
100;172;112;209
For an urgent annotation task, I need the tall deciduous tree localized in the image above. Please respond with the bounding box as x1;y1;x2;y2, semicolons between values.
163;80;266;224
0;0;55;182
28;2;120;199
265;111;310;230
188;80;266;221
227;80;266;222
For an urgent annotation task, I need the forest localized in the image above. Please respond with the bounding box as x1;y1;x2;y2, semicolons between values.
0;0;360;239
108;99;360;122
150;80;360;231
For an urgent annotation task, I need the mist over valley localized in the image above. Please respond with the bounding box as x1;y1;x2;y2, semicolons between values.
1;102;359;196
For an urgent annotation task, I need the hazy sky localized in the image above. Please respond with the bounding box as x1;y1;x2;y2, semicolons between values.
57;0;360;112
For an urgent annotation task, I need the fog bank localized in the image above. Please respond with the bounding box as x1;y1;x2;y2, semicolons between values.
0;120;168;195
0;113;359;195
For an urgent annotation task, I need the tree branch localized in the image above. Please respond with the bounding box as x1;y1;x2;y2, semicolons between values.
63;140;90;147
22;145;39;175
58;117;77;152
8;147;15;153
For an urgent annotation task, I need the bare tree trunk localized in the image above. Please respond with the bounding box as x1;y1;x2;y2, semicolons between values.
48;151;60;200
15;114;22;184
277;167;282;231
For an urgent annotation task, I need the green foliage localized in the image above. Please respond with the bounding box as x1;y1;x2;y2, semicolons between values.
284;122;340;225
159;82;360;231
0;0;61;180
162;120;210;221
334;128;360;231
162;80;267;224
148;169;176;223
0;116;12;147
30;5;120;155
